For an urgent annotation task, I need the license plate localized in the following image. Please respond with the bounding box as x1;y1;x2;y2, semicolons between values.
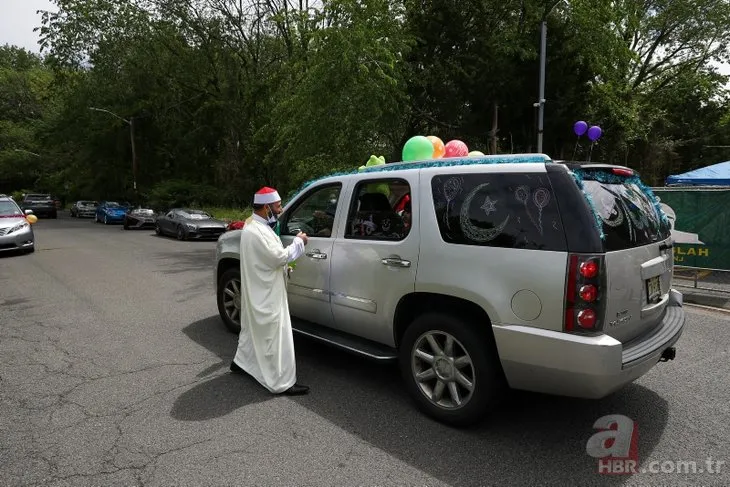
646;276;661;304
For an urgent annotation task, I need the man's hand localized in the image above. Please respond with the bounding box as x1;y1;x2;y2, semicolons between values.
296;232;308;245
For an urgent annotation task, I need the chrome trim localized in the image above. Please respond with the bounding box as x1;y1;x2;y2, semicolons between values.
332;293;377;313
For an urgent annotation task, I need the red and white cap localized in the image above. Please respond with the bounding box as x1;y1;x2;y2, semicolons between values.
253;186;281;205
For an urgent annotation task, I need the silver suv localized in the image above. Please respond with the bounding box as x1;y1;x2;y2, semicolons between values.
0;194;35;254
214;154;685;426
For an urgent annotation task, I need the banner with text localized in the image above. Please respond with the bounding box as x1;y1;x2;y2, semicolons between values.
652;188;730;270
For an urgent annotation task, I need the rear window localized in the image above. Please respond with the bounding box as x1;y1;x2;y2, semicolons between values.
580;178;670;251
431;172;567;251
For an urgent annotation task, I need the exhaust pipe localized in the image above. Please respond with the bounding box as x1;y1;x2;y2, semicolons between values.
659;347;676;362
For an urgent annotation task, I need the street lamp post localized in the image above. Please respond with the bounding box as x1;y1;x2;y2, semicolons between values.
536;1;564;154
89;107;138;193
536;20;547;153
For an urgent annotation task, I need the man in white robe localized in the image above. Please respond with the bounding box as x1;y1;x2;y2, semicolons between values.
230;186;311;395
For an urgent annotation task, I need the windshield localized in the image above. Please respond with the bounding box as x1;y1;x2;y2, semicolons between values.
105;202;121;208
0;201;23;217
182;211;211;220
582;179;670;251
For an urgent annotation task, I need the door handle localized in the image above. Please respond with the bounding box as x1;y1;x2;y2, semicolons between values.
381;257;411;268
306;249;327;260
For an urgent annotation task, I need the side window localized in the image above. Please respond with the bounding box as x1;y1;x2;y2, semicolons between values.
431;173;567;251
345;178;412;241
166;211;174;219
283;183;342;238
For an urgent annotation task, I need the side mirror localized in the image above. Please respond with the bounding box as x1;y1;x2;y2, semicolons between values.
24;209;33;215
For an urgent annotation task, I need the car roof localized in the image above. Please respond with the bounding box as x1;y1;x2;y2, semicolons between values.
294;153;554;191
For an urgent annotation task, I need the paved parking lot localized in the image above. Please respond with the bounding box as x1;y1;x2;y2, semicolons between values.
1;213;729;486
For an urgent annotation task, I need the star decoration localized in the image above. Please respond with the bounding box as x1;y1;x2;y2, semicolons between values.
480;196;498;215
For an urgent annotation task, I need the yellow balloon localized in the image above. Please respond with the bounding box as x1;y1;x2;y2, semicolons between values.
26;214;38;224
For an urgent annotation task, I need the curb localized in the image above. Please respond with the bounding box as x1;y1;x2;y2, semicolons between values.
679;291;730;311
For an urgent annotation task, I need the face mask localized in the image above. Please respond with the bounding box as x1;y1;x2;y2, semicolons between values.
266;205;279;227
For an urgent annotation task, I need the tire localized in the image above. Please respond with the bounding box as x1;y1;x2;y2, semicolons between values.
123;219;129;230
155;224;161;235
398;312;506;427
176;225;186;240
104;215;108;224
51;212;57;219
217;267;242;334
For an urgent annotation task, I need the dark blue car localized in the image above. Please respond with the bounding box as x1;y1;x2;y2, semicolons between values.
95;201;128;224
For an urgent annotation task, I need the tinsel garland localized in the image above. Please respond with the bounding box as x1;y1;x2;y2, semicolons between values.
570;168;670;240
287;154;552;201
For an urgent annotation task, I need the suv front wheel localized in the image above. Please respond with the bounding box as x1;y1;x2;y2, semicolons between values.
399;313;504;426
217;268;242;334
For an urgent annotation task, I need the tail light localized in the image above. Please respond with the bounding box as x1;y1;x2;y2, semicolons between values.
564;254;606;333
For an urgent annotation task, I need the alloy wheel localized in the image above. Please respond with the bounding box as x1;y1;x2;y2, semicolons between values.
223;277;241;323
411;331;475;410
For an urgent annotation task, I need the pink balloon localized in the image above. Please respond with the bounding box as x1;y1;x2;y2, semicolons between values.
444;139;469;158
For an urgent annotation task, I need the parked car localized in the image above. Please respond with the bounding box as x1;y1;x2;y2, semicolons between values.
123;207;157;230
0;194;35;253
155;208;228;240
70;200;99;218
213;154;686;426
95;201;128;224
20;193;57;219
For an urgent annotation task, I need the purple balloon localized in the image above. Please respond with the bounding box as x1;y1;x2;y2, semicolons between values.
574;121;588;136
587;125;602;141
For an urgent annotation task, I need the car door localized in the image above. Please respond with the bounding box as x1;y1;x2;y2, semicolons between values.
279;181;346;328
161;211;176;234
329;173;419;346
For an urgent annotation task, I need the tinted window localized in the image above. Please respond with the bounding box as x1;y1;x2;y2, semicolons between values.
283;183;342;238
345;178;411;241
431;173;567;251
581;180;670;251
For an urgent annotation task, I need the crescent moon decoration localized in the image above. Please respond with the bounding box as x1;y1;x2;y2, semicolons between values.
599;196;624;228
460;183;510;243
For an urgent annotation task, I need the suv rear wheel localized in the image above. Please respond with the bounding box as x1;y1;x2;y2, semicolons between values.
399;312;504;426
217;268;242;334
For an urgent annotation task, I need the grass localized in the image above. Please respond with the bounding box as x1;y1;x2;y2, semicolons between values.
202;206;252;222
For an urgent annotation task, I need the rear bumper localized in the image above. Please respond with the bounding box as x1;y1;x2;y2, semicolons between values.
26;207;56;217
493;289;686;399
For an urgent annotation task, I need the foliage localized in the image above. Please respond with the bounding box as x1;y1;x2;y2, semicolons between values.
2;0;729;203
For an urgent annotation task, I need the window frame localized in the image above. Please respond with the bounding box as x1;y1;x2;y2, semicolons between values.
344;176;413;242
279;182;344;239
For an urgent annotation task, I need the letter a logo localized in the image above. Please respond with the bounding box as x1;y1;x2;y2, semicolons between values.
586;414;637;460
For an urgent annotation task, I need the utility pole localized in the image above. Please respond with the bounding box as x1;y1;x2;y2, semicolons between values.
536;20;547;153
89;107;138;199
130;117;137;191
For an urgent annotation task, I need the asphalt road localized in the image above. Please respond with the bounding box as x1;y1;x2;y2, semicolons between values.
1;213;729;487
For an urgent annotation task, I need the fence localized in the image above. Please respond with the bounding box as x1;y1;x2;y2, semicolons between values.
652;186;730;294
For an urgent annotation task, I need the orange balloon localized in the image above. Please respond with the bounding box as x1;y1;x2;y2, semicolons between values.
26;214;38;224
427;136;445;158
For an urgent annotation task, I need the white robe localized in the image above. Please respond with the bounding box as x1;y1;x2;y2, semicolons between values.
233;215;305;393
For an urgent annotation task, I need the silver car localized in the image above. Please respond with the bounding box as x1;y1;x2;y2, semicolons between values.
0;195;35;254
214;155;685;426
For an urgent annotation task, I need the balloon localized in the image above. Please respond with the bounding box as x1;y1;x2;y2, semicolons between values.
469;150;485;156
402;135;435;161
26;214;38;224
587;125;602;142
444;139;469;158
427;136;445;158
574;121;588;136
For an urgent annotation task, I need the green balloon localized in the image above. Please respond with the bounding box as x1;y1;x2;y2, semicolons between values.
402;135;435;162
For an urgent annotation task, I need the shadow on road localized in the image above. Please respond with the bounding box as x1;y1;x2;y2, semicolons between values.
170;373;271;422
179;315;669;485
